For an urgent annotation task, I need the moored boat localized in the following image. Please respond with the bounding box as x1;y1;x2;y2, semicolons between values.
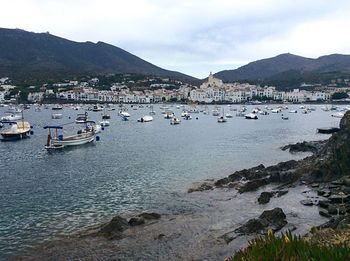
44;124;96;149
137;115;153;122
0;121;31;141
245;113;258;120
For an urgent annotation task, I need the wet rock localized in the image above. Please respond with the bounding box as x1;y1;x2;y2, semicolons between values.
188;182;214;193
281;141;325;154
258;192;275;204
311;183;320;188
128;217;145;226
319;200;330;209
300;199;314;206
276;190;288;197
99;215;129;239
319;210;332;218
329;194;347;204
238;178;268;193
235;208;287;234
328;205;338;215
220;231;239;244
138;212;161;220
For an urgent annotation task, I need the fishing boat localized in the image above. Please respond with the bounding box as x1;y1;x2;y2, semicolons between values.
119;110;130;118
164;111;174;119
0;121;31;141
44;124;96;149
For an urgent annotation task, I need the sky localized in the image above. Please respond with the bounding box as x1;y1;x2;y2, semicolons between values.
1;0;350;78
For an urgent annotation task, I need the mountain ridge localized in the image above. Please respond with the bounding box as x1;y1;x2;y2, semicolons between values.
0;28;199;84
214;53;350;88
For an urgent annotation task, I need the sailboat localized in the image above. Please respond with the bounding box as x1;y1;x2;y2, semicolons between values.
217;108;227;123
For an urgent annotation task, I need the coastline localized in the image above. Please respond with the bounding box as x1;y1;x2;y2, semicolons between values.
11;112;350;260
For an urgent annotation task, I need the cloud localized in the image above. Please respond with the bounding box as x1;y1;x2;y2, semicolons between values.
1;0;350;78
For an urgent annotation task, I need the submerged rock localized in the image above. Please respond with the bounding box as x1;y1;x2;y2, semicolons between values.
128;217;145;226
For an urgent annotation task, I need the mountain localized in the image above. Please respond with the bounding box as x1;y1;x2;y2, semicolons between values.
0;28;199;84
214;53;350;88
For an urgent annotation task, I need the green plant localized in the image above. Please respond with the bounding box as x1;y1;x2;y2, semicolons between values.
226;230;350;261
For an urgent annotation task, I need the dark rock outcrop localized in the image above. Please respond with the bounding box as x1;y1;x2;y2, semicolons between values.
235;208;287;234
128;217;145;226
138;212;161;220
302;111;350;182
98;216;129;239
281;140;326;154
257;190;289;204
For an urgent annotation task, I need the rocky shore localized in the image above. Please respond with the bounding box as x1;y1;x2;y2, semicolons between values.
13;112;350;260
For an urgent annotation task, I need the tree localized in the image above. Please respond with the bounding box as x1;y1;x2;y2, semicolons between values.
332;92;349;100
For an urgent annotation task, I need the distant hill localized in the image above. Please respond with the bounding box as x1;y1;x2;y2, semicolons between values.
0;28;199;84
214;53;350;89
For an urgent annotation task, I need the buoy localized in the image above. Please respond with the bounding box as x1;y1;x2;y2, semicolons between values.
68;116;71;119
101;127;105;131
30;126;33;129
96;136;100;141
196;117;198;120
30;131;34;135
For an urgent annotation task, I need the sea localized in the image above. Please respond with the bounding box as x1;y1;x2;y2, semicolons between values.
0;104;343;259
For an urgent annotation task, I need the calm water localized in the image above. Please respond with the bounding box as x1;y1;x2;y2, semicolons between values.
0;104;341;259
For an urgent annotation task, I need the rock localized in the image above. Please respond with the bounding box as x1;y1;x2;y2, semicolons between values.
235;208;287;234
311;183;320;188
99;215;129;239
238;178;268;193
300;199;314;206
319;200;330;209
281;141;324;154
235;218;265;234
329;195;347;204
342;178;350;186
128;217;145;226
258;191;275;204
276;190;288;197
138;212;161;220
219;231;239;243
319;210;332;218
188;182;213;193
328;205;338;215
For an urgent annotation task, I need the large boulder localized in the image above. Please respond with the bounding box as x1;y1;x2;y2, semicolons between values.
99;215;129;239
235;208;287;234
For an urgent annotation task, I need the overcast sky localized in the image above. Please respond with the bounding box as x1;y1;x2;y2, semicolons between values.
1;0;350;78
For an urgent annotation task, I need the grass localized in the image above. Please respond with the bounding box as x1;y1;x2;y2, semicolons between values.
226;230;350;261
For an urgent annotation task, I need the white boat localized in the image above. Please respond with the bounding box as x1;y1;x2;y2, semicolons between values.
181;111;190;117
92;105;103;112
331;112;344;118
100;120;110;127
75;113;88;123
271;108;281;113
289;110;297;113
137;115;153;122
44;124;96;149
225;113;233;118
52;113;63;119
0;121;31;141
1;114;23;121
170;117;181;125
212;110;220;116
52;105;63;110
217;116;227;123
245;113;258;120
119;110;130;117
